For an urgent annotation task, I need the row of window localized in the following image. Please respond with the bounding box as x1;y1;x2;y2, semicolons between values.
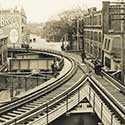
84;30;102;42
30;38;36;42
84;14;102;26
85;42;101;59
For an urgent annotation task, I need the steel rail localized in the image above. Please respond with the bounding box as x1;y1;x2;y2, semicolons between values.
15;69;87;125
102;70;125;94
0;50;86;125
0;58;73;113
89;75;125;124
84;58;125;95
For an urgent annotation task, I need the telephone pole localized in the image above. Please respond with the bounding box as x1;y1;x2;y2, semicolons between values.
76;18;80;51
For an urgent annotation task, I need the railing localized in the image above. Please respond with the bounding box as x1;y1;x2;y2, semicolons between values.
0;50;79;125
89;76;125;124
4;48;125;125
0;49;65;97
102;70;125;94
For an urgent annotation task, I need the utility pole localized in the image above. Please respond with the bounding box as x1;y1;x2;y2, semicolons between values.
76;18;80;51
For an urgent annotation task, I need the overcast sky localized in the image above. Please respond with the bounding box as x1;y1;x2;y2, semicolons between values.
0;0;109;23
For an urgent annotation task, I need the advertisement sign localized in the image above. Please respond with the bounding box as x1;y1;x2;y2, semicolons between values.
9;29;19;43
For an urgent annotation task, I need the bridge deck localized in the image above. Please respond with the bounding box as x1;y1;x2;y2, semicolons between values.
15;57;72;99
67;52;125;109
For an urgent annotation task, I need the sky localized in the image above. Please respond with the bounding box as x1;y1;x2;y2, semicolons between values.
0;0;108;23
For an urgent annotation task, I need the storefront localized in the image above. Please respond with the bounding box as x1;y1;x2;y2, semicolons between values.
102;34;121;71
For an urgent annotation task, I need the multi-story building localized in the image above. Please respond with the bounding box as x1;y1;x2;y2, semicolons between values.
84;7;102;60
0;8;28;48
83;1;125;71
0;27;8;68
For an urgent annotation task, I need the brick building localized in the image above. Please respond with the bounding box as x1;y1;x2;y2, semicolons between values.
83;1;125;71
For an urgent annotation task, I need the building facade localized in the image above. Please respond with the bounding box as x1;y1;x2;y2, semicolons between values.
0;8;28;48
83;1;125;71
0;27;8;68
84;7;102;60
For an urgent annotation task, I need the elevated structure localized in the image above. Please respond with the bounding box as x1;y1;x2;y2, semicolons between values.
0;49;124;125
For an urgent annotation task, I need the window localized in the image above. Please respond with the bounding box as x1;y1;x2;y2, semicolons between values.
90;46;93;54
106;39;111;50
99;15;102;25
94;16;97;25
33;38;36;42
22;27;24;33
87;31;89;39
99;32;102;42
30;39;32;42
104;38;107;49
94;32;97;41
99;48;101;59
90;17;92;25
91;31;93;40
105;57;111;69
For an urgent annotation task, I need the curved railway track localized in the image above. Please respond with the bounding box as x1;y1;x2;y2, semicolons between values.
88;66;125;123
1;49;125;125
0;50;86;125
66;52;125;124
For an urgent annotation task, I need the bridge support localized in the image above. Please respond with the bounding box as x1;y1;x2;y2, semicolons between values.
87;79;123;125
89;87;91;102
100;102;103;122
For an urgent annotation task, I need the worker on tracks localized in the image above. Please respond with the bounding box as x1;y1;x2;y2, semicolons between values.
94;58;103;78
81;51;86;63
51;59;58;78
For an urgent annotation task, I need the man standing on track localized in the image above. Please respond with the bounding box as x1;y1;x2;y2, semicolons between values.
81;51;86;63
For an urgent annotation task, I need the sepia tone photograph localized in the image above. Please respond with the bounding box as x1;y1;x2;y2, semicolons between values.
0;0;125;125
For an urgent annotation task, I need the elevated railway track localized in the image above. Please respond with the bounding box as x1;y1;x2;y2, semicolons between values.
0;49;87;125
66;52;125;124
0;49;125;125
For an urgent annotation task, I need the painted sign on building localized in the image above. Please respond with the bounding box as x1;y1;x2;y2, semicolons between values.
0;16;18;27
